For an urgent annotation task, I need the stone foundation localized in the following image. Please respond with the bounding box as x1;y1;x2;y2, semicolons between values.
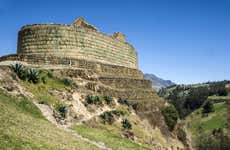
99;77;152;89
0;54;143;79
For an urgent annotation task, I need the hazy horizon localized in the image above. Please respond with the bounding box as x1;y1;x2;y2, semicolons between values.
0;0;229;84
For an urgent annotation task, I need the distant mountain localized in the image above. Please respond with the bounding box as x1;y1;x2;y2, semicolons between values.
144;73;176;91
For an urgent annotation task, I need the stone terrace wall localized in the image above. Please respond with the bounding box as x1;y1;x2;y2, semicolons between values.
99;77;152;89
17;24;138;69
0;54;143;79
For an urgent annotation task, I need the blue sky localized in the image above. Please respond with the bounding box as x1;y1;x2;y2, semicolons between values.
0;0;229;84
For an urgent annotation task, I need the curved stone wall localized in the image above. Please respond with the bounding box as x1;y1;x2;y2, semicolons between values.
17;24;138;69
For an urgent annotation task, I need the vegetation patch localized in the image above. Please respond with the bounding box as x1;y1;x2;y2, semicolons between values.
11;63;27;80
118;97;130;107
122;119;132;130
195;129;230;150
161;104;179;131
185;102;229;136
202;100;215;114
72;125;150;150
158;80;230;118
104;95;114;105
85;95;115;107
20;69;70;106
27;68;41;84
85;95;103;106
55;103;68;119
0;91;99;150
100;111;115;124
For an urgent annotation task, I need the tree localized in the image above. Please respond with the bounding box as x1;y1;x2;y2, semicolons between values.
202;100;214;114
161;105;179;131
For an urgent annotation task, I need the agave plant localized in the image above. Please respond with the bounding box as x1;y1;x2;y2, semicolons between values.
27;68;41;84
11;63;27;80
122;118;132;130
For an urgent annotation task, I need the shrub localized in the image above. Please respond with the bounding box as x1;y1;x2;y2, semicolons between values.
177;127;187;144
63;78;72;86
55;103;68;118
41;76;47;84
122;118;132;130
47;71;53;78
62;78;77;88
111;110;125;117
161;105;179;131
196;130;230;150
11;63;27;80
100;111;115;124
85;95;103;106
86;95;94;104
202;100;214;114
94;96;103;105
118;98;130;106
104;96;114;105
27;68;41;84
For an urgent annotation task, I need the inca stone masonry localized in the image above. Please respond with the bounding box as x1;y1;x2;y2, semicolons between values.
17;17;138;69
0;17;156;101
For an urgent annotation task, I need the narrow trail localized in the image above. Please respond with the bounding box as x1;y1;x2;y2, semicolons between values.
72;92;115;124
0;65;112;150
35;102;112;150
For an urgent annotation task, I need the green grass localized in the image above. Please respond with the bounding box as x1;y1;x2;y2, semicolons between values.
21;70;69;106
208;96;230;100
0;91;100;150
185;102;229;136
72;125;150;150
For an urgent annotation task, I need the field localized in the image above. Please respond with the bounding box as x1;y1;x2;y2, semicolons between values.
185;102;229;136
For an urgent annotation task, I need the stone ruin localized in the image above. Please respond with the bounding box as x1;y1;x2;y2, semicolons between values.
0;17;157;102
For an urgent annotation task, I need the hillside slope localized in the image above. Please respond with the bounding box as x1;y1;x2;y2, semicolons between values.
0;91;100;150
184;101;230;149
0;64;184;150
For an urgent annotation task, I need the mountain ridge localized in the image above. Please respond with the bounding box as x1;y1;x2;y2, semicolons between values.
144;73;176;91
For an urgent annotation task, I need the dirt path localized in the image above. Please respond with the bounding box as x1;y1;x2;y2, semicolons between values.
72;92;114;124
35;102;111;150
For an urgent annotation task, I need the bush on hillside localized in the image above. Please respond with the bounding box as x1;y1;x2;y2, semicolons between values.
41;76;47;84
27;68;41;84
11;63;27;80
111;110;125;117
85;95;103;106
177;127;187;144
202;100;215;114
47;71;53;78
118;97;130;106
62;78;74;87
161;105;179;131
122;119;132;130
100;111;115;124
196;129;230;150
104;96;114;105
55;103;68;118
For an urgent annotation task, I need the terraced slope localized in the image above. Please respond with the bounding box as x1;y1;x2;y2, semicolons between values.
0;64;184;150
